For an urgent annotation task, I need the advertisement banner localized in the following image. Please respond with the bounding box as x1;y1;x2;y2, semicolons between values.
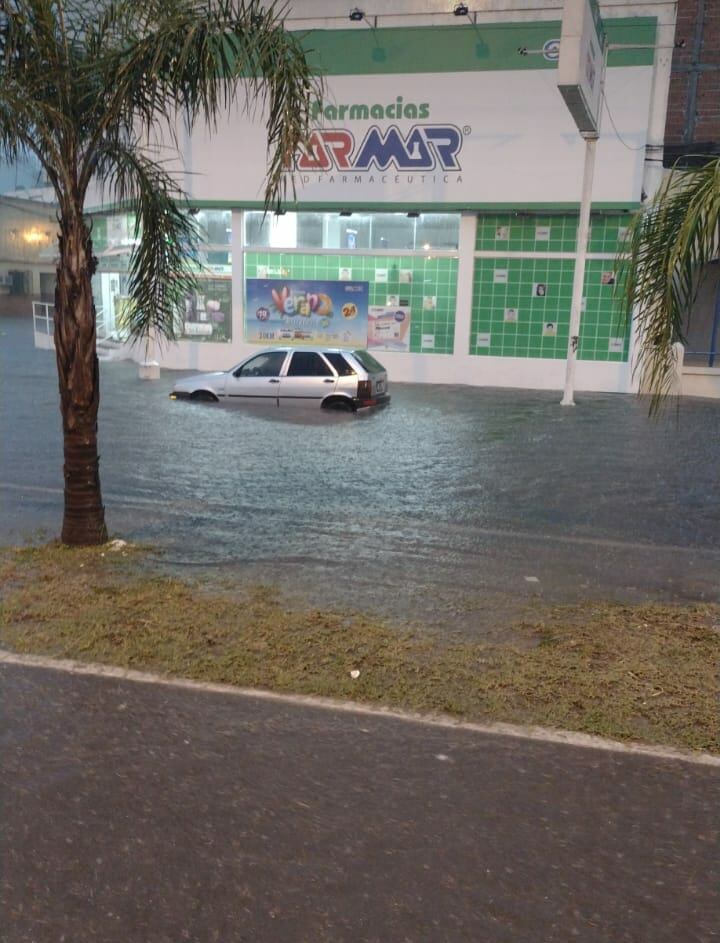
368;305;411;352
180;276;232;342
245;278;369;347
187;66;652;207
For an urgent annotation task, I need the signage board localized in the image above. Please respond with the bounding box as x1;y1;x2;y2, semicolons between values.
368;305;411;352
557;0;606;134
186;60;651;205
245;278;369;347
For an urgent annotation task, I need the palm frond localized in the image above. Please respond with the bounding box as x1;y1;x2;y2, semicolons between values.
2;0;318;345
93;136;200;347
617;159;720;412
88;0;320;209
0;0;78;200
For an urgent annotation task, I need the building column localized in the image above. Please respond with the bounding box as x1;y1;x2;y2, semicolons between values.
452;212;477;358
231;208;245;348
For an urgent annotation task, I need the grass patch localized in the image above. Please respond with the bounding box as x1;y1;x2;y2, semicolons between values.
1;543;718;753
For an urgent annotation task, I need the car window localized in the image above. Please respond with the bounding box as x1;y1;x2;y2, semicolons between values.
352;350;386;373
324;352;356;376
287;352;333;377
234;351;287;378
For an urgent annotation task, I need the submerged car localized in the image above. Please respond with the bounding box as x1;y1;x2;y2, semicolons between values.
169;347;389;411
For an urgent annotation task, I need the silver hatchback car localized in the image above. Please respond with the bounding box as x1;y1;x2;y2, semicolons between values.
170;347;390;411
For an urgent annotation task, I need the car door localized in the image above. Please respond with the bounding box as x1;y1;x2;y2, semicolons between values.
225;350;289;402
279;351;337;406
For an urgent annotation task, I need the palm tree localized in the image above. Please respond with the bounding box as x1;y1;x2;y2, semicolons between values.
618;158;720;411
0;0;317;544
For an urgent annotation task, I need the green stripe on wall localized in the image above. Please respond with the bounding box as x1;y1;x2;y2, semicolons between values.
297;18;657;76
87;201;642;216
198;201;642;212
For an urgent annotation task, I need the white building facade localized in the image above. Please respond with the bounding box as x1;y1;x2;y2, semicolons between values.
89;0;677;393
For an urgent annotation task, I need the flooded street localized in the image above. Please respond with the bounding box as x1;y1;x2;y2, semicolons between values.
2;314;719;636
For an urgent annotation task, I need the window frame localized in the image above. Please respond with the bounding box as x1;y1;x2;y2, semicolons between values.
285;350;336;378
323;351;357;377
233;350;289;379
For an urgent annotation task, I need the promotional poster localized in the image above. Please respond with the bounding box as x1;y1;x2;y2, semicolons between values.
245;278;370;347
180;276;232;342
368;305;411;352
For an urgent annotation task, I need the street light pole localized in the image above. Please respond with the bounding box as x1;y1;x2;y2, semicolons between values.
561;132;598;406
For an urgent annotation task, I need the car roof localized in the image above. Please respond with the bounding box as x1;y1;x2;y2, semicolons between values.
257;347;357;354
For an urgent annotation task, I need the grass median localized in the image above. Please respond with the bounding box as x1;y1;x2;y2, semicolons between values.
1;543;718;753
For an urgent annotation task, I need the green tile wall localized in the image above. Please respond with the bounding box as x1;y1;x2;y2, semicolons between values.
587;215;633;254
475;212;633;255
470;258;628;362
476;214;579;253
581;260;629;361
471;213;630;362
244;252;458;354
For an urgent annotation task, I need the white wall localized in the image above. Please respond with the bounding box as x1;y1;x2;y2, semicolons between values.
122;0;678;398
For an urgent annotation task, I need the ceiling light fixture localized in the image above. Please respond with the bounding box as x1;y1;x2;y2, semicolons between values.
349;8;377;27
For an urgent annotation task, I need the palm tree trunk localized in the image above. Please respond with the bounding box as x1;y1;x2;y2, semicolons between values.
54;209;108;546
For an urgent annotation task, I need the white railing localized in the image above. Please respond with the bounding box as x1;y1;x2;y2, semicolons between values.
32;302;110;347
31;303;110;336
96;307;107;341
32;301;54;336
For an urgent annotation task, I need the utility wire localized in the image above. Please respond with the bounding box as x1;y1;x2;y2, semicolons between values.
603;93;647;152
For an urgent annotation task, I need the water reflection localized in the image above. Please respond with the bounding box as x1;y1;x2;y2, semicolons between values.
3;315;719;633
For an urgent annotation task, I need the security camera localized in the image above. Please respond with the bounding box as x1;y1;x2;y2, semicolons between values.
349;7;364;21
453;2;469;15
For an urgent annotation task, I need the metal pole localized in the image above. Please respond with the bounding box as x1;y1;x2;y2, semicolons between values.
561;134;598;406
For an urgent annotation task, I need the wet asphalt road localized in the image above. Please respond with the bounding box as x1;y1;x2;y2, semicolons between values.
1;661;718;943
1;314;719;634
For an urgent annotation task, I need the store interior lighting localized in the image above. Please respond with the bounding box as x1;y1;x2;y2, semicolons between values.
22;227;49;244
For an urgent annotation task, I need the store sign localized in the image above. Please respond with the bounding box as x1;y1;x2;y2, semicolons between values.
296;125;463;173
188;63;652;205
557;0;606;134
245;278;369;347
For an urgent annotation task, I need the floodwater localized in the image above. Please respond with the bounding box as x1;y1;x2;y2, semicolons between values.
2;314;719;637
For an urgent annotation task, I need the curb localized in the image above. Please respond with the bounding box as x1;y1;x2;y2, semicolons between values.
1;649;718;767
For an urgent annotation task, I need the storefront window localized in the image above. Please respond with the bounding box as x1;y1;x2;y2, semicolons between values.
178;276;232;342
196;209;231;246
244;211;459;251
195;210;232;269
91;271;131;340
93;209;233;343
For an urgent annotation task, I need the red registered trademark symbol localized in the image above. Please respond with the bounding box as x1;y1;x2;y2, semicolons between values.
463;125;471;135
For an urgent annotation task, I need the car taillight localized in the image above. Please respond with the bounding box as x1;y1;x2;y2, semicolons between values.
357;380;372;400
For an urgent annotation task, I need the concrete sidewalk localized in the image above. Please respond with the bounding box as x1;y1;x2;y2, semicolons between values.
1;660;718;943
